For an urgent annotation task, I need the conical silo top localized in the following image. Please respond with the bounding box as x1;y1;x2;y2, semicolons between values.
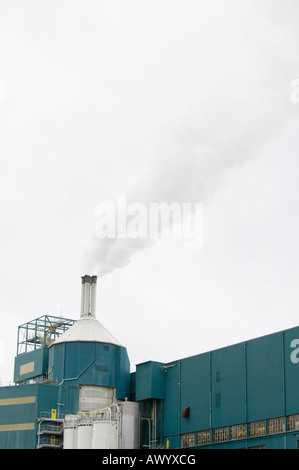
52;317;122;346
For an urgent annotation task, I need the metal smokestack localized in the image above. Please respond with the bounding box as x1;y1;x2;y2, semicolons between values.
90;275;97;317
84;276;90;316
80;278;86;317
80;275;97;318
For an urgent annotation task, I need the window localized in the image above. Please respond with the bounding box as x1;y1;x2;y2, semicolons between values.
287;414;299;431
248;420;266;438
267;417;285;435
181;433;195;448
213;427;229;443
231;424;246;440
197;430;211;446
216;371;221;382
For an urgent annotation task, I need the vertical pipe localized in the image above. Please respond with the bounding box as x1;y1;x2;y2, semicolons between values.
178;361;181;445
43;316;46;348
83;276;90;317
17;326;20;356
152;399;157;449
147;418;151;449
282;332;287;449
244;342;248;449
25;322;28;353
35;318;38;350
80;277;86;318
91;276;97;318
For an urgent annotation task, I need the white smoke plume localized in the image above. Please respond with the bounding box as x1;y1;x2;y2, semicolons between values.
81;0;299;277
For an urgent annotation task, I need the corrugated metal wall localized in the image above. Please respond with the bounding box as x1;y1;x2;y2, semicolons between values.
136;325;299;449
48;341;130;401
0;384;58;449
14;347;49;383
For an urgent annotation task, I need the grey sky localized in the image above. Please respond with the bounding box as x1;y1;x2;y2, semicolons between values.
0;1;299;383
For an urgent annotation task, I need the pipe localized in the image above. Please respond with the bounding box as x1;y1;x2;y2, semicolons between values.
84;277;90;317
58;358;96;386
90;276;97;318
80;277;86;318
140;418;151;449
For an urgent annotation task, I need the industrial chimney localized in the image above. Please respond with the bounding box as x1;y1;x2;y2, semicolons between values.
80;275;97;318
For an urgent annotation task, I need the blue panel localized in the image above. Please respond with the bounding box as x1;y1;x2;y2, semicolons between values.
211;343;246;427
48;341;130;404
14;348;49;383
115;346;131;400
163;363;180;437
129;372;136;401
246;332;284;421
0;384;59;449
59;384;79;415
135;361;165;401
180;353;210;433
283;326;299;415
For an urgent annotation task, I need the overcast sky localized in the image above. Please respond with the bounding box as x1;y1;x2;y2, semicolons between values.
0;0;299;384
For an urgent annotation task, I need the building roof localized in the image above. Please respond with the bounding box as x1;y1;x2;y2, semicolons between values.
52;317;122;346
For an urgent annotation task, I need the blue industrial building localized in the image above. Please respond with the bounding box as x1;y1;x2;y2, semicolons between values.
134;327;299;449
1;275;299;449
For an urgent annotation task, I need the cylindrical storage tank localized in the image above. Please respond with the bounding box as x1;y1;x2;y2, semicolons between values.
77;424;93;449
63;415;78;449
119;401;140;449
92;421;118;449
63;426;77;449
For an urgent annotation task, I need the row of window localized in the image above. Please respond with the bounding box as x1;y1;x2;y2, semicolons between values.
181;413;299;447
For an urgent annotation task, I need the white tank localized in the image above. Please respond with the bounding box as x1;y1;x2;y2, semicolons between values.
92;420;119;449
119;401;140;449
63;426;76;449
77;424;93;449
63;415;78;449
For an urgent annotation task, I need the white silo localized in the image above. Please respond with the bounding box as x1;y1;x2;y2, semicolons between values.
77;423;93;449
92;420;119;449
63;415;78;449
119;401;140;449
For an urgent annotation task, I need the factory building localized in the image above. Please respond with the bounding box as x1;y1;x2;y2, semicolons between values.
1;275;299;449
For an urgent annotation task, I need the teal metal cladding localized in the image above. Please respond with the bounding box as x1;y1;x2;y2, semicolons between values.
48;341;130;401
14;347;49;384
135;361;165;401
0;384;58;449
136;325;299;449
